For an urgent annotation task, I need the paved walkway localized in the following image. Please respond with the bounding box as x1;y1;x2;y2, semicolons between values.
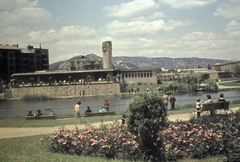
0;107;239;139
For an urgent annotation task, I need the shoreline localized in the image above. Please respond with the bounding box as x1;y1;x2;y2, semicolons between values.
1;85;240;101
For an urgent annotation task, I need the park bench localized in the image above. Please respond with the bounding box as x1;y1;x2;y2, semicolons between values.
85;111;115;117
25;115;57;120
200;101;230;116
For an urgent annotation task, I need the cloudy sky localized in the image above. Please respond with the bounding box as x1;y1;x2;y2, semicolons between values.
1;0;240;63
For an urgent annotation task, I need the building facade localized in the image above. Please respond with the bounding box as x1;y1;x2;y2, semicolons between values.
0;44;49;83
212;60;239;72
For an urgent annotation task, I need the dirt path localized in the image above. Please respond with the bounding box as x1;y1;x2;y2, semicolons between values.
0;107;239;139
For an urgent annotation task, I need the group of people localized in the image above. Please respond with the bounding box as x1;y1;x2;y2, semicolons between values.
162;94;176;110
74;100;110;118
195;93;228;117
26;109;55;117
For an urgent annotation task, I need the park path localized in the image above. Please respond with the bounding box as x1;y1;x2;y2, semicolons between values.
0;107;239;139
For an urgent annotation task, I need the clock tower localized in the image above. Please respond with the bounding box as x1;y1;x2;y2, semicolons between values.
102;41;113;69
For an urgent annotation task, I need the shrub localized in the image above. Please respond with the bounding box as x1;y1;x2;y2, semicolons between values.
126;93;168;161
45;121;141;161
164;111;240;160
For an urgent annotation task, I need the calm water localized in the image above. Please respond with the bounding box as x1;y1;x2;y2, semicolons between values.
0;90;240;118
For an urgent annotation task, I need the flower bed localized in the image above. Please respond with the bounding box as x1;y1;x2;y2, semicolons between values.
43;94;240;161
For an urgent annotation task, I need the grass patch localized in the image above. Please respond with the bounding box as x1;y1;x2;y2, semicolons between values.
0;135;129;162
0;115;122;127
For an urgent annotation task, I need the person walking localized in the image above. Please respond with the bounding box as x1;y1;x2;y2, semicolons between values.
74;101;81;118
169;94;176;110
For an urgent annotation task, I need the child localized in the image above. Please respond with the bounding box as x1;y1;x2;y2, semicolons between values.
196;98;203;118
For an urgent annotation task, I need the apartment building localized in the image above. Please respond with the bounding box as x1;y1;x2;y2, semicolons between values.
0;44;49;83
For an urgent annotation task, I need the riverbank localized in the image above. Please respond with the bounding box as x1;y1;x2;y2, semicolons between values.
1;106;239;139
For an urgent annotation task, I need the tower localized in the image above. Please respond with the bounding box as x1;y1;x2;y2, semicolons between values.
102;41;113;69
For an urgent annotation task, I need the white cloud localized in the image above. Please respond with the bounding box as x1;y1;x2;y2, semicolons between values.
0;0;38;10
0;7;55;25
109;32;239;60
213;4;240;19
105;19;194;36
225;20;240;37
27;26;96;41
148;11;165;20
160;0;217;9
181;31;222;40
102;0;158;17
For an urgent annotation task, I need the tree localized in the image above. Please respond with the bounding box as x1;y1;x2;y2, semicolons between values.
181;72;205;92
233;63;240;79
126;93;168;161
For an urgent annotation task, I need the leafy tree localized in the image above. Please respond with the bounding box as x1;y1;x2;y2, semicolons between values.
181;72;204;92
233;63;240;79
126;93;168;161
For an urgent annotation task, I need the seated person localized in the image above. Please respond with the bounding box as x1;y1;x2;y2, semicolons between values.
27;110;34;116
99;106;107;112
218;93;225;102
204;95;215;116
50;111;56;115
35;109;43;117
204;94;214;103
85;106;92;114
218;93;229;110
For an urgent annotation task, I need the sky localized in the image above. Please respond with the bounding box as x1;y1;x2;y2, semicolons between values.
0;0;240;64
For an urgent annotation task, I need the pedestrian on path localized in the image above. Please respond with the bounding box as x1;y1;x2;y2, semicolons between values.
74;101;81;118
169;94;176;110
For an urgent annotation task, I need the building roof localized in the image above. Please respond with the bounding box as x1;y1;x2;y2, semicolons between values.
11;69;115;77
0;44;20;50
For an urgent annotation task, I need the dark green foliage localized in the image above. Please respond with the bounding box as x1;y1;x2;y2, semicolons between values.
22;94;53;101
225;141;240;162
126;93;168;161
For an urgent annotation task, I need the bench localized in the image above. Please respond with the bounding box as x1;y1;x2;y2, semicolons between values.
200;101;230;116
25;115;57;120
85;111;115;117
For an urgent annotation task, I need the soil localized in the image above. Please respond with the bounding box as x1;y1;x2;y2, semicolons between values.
0;107;239;139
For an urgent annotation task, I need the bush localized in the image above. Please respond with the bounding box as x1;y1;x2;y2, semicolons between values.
164;111;240;160
126;93;168;161
45;121;141;161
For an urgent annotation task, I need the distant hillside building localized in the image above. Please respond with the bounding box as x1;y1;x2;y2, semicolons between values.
70;56;102;70
212;60;239;72
0;44;49;82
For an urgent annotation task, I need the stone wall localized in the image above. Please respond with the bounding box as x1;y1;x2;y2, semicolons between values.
10;83;121;99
